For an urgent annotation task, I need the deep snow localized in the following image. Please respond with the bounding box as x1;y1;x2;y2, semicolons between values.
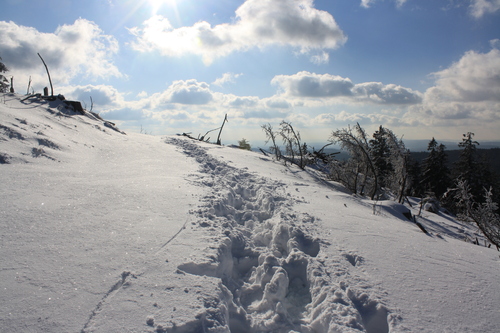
1;93;499;332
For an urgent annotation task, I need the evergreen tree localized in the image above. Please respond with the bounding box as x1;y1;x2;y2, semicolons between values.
453;132;491;201
420;138;451;198
238;138;251;151
408;158;424;197
369;126;393;188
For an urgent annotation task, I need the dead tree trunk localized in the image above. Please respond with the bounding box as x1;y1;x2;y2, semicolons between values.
216;114;228;145
38;53;53;96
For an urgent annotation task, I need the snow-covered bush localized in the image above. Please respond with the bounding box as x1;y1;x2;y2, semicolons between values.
453;179;500;248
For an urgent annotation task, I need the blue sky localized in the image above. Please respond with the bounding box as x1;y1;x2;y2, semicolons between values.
1;0;499;147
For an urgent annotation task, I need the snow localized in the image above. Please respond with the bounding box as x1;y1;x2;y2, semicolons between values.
1;93;499;332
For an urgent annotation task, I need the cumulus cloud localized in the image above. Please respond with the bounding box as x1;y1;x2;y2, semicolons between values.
225;95;260;108
408;48;500;126
155;79;214;105
265;98;292;109
426;49;500;103
58;84;124;107
212;72;242;86
470;0;500;18
271;71;422;104
0;19;122;86
129;0;346;64
352;82;423;104
272;71;354;98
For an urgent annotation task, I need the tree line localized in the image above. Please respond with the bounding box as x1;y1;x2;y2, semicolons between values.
262;121;500;248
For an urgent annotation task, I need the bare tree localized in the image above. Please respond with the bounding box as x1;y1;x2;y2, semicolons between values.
279;121;308;169
261;123;281;161
329;123;378;200
384;129;412;203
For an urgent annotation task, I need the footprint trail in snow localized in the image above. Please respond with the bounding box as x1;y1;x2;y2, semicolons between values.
170;137;391;333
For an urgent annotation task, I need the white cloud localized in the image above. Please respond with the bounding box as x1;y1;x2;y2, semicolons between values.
470;0;500;18
264;97;292;109
156;79;214;105
224;95;260;108
426;49;500;103
58;84;125;107
212;72;242;86
310;51;330;65
103;108;146;121
129;0;346;64
360;0;375;8
352;82;423;104
407;48;500;127
272;71;354;98
490;39;500;49
361;0;407;9
271;71;422;104
0;19;123;88
311;110;418;130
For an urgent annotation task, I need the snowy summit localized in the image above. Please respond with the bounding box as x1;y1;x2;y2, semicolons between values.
1;93;499;332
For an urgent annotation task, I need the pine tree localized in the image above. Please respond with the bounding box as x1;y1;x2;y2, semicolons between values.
453;133;490;201
420;138;451;198
369;126;393;188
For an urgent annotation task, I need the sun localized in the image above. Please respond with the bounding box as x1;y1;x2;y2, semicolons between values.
148;0;179;15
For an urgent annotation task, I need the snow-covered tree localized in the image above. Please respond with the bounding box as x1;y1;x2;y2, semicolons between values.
384;129;412;203
330;123;378;200
0;56;9;93
262;123;281;161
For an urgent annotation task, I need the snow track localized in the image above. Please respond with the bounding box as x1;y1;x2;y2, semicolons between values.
170;138;390;333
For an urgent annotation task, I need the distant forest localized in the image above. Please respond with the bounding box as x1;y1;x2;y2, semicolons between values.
411;148;500;174
323;148;500;174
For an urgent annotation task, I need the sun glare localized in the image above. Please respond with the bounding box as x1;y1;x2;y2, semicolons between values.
148;0;178;15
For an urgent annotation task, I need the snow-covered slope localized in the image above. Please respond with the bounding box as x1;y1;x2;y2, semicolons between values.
1;93;499;333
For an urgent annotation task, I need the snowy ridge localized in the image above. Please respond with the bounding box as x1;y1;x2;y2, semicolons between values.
0;93;124;164
169;137;392;332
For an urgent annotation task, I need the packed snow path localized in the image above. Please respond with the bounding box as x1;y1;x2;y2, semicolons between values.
156;137;392;332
